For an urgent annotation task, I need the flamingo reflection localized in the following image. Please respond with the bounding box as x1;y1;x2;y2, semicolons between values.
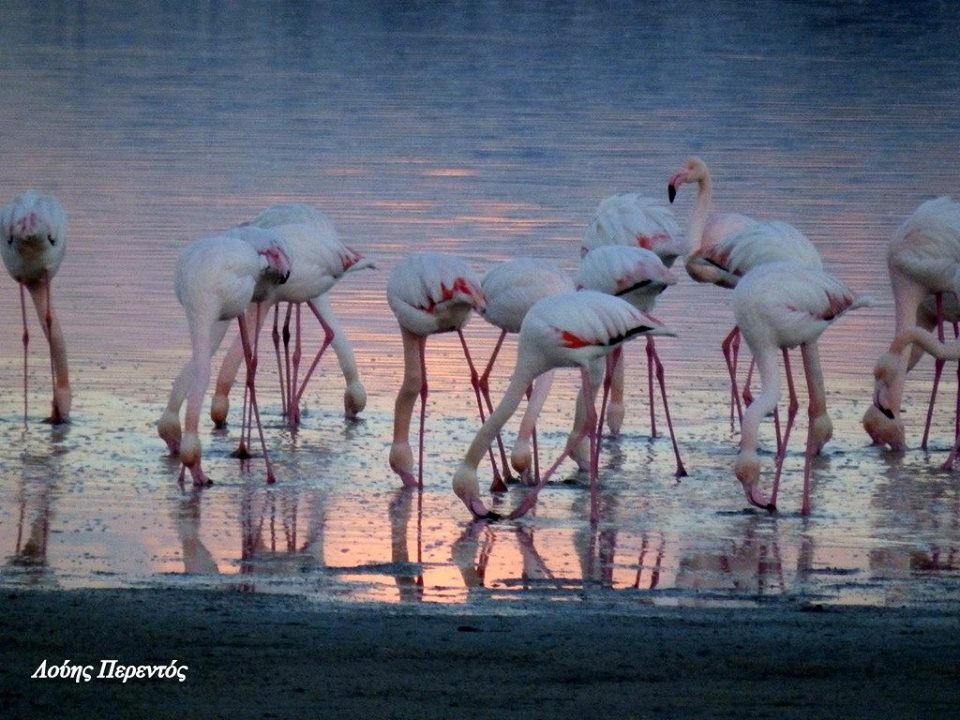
389;488;424;601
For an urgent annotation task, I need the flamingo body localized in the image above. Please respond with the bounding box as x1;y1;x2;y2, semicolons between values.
581;193;686;267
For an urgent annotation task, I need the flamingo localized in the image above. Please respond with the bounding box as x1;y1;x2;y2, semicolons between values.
387;251;486;489
732;261;870;515
452;289;677;523
0;191;70;423
209;204;374;431
682;218;822;426
573;245;686;476
863;196;960;456
157;227;291;487
472;257;574;489
579;192;686;436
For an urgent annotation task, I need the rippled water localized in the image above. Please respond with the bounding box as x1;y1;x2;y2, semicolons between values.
1;0;959;609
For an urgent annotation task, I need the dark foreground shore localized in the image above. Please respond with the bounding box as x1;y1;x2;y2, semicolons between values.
1;589;958;719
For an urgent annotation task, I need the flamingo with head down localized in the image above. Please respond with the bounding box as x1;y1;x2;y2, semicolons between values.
863;196;960;459
387;251;486;489
157;227;291;486
732;261;870;515
453;289;676;523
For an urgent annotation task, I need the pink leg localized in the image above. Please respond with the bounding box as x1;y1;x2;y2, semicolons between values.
647;337;687;477
18;283;29;424
721;326;744;429
417;337;428;489
769;348;798;511
645;340;658;438
800;342;826;516
271;304;287;416
237;311;275;483
26;276;70;424
509;367;601;523
292;299;337;415
922;293;945;450
458;330;508;491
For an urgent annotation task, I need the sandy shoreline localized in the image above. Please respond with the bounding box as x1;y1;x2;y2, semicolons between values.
1;589;957;719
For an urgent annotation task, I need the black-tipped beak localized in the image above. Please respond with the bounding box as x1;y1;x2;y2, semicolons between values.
280;271;290;284
668;184;677;203
875;401;894;419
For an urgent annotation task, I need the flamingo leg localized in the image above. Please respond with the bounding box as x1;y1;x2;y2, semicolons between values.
647;337;687;477
25;275;70;423
769;348;798;510
416;335;428;490
921;292;945;450
389;329;422;488
458;329;508;491
509;366;601;523
479;331;514;488
271;304;287;416
281;303;294;419
800;342;825;516
293;298;337;412
721;326;744;429
18;282;29;424
237;307;275;483
644;339;657;438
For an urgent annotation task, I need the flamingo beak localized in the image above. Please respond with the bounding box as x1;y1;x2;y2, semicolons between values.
668;183;678;203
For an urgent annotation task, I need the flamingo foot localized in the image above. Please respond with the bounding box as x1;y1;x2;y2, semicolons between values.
231;442;252;460
675;463;688;479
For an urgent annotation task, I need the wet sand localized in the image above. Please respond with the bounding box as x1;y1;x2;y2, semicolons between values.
1;587;958;719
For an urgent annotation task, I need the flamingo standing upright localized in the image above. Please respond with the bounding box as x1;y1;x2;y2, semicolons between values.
0;191;70;423
863;196;960;458
472;257;574;489
387;251;486;489
732;262;870;515
157;227;291;487
209;204;374;432
453;289;676;523
579;192;686;436
573;245;686;476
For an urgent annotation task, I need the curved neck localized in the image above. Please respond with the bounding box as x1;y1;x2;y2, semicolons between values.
463;365;539;470
739;346;781;455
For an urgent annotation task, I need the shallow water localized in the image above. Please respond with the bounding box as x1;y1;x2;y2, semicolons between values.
0;1;959;610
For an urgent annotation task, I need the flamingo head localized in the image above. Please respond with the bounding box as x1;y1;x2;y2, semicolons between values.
734;451;776;512
258;243;291;284
453;462;500;521
863;351;907;450
667;156;708;203
343;381;367;419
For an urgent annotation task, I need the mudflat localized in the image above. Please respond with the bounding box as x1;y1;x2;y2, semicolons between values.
1;588;957;719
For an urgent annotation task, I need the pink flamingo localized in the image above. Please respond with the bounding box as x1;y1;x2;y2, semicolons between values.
573;245;686;476
453;289;676;523
388;251;486;489
0;191;70;423
864;197;960;457
472;257;574;490
157;228;291;487
210;204;373;432
732;262;870;515
580;192;686;436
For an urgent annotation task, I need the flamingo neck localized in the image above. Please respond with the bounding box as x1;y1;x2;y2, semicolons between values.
463;367;539;470
688;174;714;252
739;346;781;456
